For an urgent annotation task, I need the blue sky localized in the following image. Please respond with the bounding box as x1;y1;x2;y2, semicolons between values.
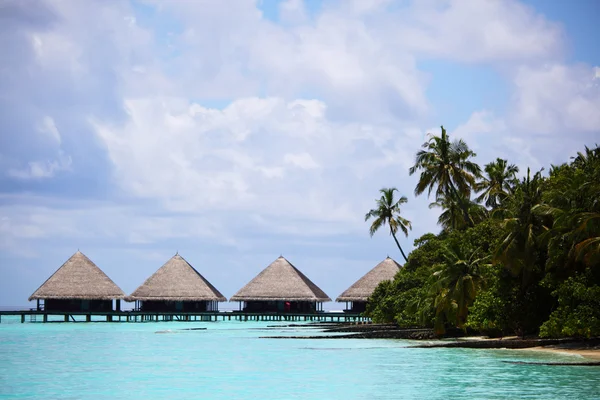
1;0;599;309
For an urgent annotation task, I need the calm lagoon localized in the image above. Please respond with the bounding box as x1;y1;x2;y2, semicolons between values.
0;317;598;399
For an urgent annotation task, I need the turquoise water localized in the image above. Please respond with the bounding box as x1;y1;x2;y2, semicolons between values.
0;317;598;399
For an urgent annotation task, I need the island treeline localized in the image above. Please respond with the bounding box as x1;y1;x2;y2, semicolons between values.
365;127;599;339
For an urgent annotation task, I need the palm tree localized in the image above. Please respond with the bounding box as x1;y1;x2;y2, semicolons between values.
429;192;488;232
428;244;489;333
365;188;412;262
409;126;481;226
494;168;547;284
574;212;600;267
476;158;519;209
534;145;600;269
571;145;600;169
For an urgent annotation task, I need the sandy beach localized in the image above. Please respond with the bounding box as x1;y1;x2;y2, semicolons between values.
518;345;600;360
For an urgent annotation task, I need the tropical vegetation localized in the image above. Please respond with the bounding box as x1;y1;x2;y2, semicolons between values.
365;187;412;262
365;127;599;338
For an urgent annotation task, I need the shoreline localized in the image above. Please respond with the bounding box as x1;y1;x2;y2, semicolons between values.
516;345;600;360
262;324;600;363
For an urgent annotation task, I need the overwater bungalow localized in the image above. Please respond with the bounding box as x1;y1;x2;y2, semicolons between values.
336;257;401;313
28;251;125;312
126;254;226;312
230;256;331;313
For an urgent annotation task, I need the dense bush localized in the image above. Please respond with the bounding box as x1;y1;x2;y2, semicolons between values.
539;272;600;338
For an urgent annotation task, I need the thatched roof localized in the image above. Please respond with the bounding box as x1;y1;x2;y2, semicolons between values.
230;256;331;302
29;251;125;301
126;254;226;302
336;257;402;302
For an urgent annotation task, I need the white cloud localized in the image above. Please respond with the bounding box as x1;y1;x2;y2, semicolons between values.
387;0;564;63
92;96;409;228
38;116;61;144
284;152;320;169
6;115;71;180
7;152;72;180
451;111;543;173
0;196;233;247
278;0;307;25
347;0;394;15
512;63;600;135
0;0;596;262
452;110;507;142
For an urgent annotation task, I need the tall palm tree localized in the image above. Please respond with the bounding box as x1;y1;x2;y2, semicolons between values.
409;126;481;226
365;188;412;262
476;158;519;209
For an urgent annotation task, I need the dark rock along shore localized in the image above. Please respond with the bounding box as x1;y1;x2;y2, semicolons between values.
260;323;600;363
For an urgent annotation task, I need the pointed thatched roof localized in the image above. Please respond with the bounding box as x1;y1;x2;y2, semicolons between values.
29;251;125;301
126;254;226;302
336;257;402;302
230;256;331;302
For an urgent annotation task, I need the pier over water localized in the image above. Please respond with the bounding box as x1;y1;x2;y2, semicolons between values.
0;310;370;324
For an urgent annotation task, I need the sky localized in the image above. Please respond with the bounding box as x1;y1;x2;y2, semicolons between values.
0;0;599;309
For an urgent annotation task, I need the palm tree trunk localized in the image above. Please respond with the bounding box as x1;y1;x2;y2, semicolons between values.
390;227;409;262
448;180;474;228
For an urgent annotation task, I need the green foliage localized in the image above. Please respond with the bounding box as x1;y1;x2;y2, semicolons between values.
468;265;553;337
367;142;600;338
536;145;600;271
539;272;600;338
429;192;488;232
494;168;549;282
366;220;502;332
365;271;432;327
365;232;445;326
466;265;508;336
365;280;398;323
427;244;489;333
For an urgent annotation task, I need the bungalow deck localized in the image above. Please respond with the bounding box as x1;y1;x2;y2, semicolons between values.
0;310;370;323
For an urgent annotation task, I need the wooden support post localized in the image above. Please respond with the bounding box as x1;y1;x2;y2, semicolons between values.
43;314;48;323
21;314;25;323
64;314;69;322
86;314;91;322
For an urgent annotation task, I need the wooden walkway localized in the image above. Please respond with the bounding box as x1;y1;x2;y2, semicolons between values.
0;310;369;324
